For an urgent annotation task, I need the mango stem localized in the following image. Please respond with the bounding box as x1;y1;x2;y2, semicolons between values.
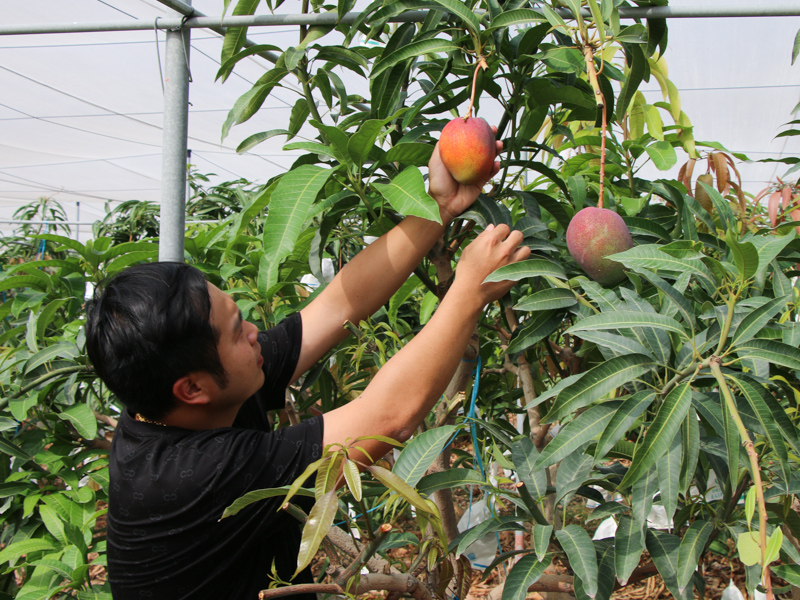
464;56;489;119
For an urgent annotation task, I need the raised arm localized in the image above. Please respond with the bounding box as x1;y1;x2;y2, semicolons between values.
321;223;530;461
291;138;502;382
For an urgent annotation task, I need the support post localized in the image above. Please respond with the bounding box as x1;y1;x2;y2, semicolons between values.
158;10;191;263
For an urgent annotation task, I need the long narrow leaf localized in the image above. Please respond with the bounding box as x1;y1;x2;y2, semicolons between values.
533;402;621;470
371;39;459;79
484;258;567;282
615;515;644;586
619;382;693;489
567;310;689;339
676;520;713;593
594;391;655;461
295;490;339;576
735;338;800;371
556;525;598;598
502;554;551;600
393;426;458;487
730;295;791;348
259;166;332;294
544;354;654;423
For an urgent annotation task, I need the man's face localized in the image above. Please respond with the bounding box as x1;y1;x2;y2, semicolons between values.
206;283;265;407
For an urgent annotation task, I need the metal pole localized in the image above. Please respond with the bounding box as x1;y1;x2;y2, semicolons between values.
4;4;800;35
158;12;191;263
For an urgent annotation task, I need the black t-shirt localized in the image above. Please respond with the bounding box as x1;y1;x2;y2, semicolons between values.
107;313;325;600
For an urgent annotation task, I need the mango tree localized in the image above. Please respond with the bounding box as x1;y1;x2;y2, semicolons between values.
216;0;800;599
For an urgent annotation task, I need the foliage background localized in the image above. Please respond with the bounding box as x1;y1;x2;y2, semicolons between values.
3;2;800;600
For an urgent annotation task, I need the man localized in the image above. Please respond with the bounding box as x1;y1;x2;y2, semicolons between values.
85;140;530;599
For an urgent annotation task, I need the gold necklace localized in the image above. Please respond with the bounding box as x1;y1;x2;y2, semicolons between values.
135;413;166;426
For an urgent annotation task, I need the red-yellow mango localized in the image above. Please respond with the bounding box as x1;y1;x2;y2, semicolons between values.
566;207;634;286
439;117;495;185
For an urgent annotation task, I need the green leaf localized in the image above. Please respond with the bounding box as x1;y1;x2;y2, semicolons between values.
539;3;570;33
217;43;281;83
533;402;621;471
609;244;716;294
416;469;485;496
614;515;644;586
533;524;553;562
220;0;260;65
372;167;441;222
23;341;79;375
0;436;36;462
576;331;656;361
619;382;694;490
343;459;362;502
309;120;353;165
544;354;654;423
221;486;314;519
745;486;757;528
485;8;545;32
731;374;793;480
646;530;685;599
288;98;312;139
514;288;576;312
35;298;69;342
484;258;567;283
567;310;688;339
456;516;524;557
295;490;339;576
0;539;58;565
725;231;759;281
348;119;386;167
423;0;482;35
556;525;598;598
772;563;800;587
259;165;332;294
512;437;548;502
221;69;288;140
616;44;646;121
676;520;713;593
502;554;551;600
282;142;340;160
368;464;435;514
645;141;677;171
384;142;434;167
507;310;562;354
393;425;458;487
730;295;790;348
636;268;696;330
0;274;50;294
735;338;800;371
371;39;459;79
657;433;682;523
594;391;654;461
61;404;97;441
679;409;700;495
736;531;761;566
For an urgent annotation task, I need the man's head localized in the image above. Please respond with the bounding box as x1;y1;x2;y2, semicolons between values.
85;262;228;420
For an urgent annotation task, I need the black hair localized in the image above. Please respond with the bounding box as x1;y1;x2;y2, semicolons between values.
85;262;228;420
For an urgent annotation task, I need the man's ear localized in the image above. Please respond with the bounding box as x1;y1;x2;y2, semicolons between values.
172;373;214;406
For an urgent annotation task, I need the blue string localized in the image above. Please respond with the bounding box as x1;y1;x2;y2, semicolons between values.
464;355;507;576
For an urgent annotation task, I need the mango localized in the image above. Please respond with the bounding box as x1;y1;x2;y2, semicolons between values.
566;206;634;286
438;117;496;185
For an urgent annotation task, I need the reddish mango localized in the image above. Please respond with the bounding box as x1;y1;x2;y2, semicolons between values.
566;207;634;286
438;117;495;185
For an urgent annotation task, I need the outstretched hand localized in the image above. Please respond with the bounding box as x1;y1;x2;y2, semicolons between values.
453;223;531;307
428;127;503;224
